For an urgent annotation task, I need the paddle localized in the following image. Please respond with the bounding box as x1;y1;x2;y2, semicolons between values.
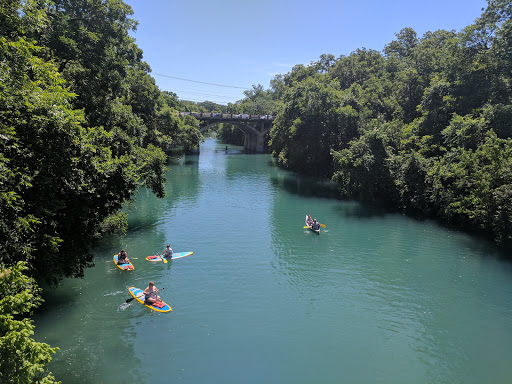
306;215;325;228
126;287;164;303
126;293;143;303
304;222;325;229
148;252;167;263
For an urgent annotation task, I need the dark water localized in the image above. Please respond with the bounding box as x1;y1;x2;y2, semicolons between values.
34;138;512;384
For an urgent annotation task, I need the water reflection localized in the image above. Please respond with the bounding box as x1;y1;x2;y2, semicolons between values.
270;170;341;199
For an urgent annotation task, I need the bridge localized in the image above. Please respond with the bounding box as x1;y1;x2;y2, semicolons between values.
180;112;275;152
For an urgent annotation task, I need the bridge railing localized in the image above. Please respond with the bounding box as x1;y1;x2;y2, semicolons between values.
179;112;274;121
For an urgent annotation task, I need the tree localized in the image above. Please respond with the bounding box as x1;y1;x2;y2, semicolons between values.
384;27;419;59
270;75;343;177
43;0;140;126
430;131;512;242
0;262;59;384
332;125;397;201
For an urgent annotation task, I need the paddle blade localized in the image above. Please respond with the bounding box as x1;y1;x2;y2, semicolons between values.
126;292;147;303
320;223;326;228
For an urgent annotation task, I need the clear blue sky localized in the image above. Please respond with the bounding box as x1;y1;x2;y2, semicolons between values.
124;0;488;105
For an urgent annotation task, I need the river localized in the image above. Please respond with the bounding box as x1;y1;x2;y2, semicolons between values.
34;137;512;384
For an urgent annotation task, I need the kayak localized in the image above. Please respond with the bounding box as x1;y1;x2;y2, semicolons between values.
309;226;320;235
305;215;320;235
145;251;193;261
113;254;134;270
128;286;172;313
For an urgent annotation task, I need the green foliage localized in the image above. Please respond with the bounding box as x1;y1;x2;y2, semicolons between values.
384;27;419;59
262;1;512;244
0;36;90;281
97;212;128;236
0;0;201;285
0;262;59;384
44;0;139;124
332;124;397;202
388;149;434;214
151;102;200;154
442;114;488;150
430;131;512;242
216;123;245;146
270;75;343;177
481;103;512;138
238;84;279;115
0;1;209;382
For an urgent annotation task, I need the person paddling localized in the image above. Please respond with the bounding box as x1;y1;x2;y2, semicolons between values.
311;219;320;231
162;244;173;259
143;281;160;305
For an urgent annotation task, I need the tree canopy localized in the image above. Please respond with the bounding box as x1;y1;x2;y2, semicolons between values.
0;1;200;381
262;0;512;245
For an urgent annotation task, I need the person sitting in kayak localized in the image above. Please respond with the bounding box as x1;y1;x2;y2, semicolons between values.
306;215;313;227
117;249;129;264
143;281;160;304
162;244;173;259
311;219;320;231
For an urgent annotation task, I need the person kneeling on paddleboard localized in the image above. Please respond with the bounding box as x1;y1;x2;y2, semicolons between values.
162;244;173;259
118;249;129;264
143;281;160;304
312;219;320;231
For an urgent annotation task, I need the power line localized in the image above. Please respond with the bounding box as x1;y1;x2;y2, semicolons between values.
153;73;251;90
162;88;238;100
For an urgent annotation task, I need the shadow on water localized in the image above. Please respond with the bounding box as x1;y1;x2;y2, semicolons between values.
333;199;512;261
269;171;341;200
333;198;512;260
332;199;398;219
125;154;201;232
265;157;512;260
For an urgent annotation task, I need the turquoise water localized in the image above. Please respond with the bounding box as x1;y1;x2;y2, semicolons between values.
34;138;512;384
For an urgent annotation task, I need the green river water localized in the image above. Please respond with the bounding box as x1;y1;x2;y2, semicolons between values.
34;137;512;384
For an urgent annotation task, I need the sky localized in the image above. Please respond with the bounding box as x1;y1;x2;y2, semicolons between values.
124;0;488;105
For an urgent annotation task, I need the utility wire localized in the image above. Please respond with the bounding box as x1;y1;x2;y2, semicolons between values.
154;73;251;90
162;88;237;100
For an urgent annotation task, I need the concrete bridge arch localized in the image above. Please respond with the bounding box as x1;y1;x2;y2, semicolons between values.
198;118;272;152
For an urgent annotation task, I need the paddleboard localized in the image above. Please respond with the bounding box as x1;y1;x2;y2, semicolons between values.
128;286;172;313
113;254;134;270
145;251;193;262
